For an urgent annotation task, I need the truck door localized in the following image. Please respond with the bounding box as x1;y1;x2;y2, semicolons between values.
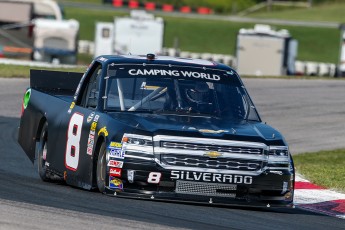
62;62;103;186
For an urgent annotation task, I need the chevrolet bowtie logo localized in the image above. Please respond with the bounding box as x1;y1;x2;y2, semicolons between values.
198;129;228;134
204;151;222;158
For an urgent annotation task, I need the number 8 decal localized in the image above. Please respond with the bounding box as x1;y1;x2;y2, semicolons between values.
147;172;161;184
65;113;83;171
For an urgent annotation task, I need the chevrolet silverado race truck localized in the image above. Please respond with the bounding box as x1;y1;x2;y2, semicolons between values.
18;54;295;207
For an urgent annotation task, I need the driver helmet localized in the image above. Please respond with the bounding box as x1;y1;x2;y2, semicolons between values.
185;82;211;105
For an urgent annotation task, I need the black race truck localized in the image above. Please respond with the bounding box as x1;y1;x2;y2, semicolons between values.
18;54;294;207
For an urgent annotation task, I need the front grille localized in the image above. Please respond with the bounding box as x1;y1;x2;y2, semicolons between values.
161;154;263;171
176;180;236;197
161;141;263;155
155;136;268;174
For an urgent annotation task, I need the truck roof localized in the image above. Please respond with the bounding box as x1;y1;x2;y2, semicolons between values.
95;54;237;73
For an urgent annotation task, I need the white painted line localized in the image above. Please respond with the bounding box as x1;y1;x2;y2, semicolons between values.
0;58;81;68
294;189;345;204
295;173;310;182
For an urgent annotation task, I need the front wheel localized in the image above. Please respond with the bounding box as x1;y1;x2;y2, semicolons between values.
36;122;51;182
96;142;107;193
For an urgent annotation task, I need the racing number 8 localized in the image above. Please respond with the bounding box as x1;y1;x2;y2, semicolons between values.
147;172;161;184
65;113;83;171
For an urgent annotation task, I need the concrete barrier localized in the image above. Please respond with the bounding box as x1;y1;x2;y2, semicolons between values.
305;62;318;76
76;42;338;77
295;60;306;75
179;51;191;58
318;63;330;76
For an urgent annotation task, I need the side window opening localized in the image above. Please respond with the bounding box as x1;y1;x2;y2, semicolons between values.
80;63;102;109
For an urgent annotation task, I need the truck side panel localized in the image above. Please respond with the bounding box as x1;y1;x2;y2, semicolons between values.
18;90;73;163
18;70;82;163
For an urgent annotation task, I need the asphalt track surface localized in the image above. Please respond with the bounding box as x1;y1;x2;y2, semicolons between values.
0;78;344;229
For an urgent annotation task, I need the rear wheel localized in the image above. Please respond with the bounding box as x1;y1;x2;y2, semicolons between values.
96;142;107;193
36;122;51;182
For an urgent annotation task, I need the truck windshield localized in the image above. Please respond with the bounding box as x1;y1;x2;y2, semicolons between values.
104;64;260;121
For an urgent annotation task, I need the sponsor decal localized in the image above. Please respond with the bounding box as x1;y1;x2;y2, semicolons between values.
110;142;122;148
109;176;123;190
87;133;95;145
87;146;93;155
87;112;95;123
198;129;229;134
127;170;135;183
128;69;220;81
93;115;100;122
86;134;95;155
86;116;99;155
98;126;108;137
109;167;122;177
68;102;75;113
203;151;222;158
107;160;124;168
170;171;253;184
90;122;97;131
108;148;125;159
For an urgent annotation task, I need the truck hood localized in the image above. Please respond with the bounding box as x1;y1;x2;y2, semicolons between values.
110;113;286;145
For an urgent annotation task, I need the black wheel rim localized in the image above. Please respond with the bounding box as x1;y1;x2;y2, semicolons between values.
97;148;106;191
39;130;47;171
41;141;47;168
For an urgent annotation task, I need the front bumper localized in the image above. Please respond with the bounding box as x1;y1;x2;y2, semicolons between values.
104;163;294;207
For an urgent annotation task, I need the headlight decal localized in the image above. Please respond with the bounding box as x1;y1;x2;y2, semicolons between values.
122;134;153;146
120;133;154;158
268;146;290;169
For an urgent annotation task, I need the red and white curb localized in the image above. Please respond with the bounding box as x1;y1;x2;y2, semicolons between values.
294;174;345;219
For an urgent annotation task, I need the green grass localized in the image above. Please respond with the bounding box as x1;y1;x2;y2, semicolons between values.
0;64;86;78
64;7;126;41
280;25;340;63
64;7;341;63
249;3;345;23
2;63;343;79
163;17;243;55
294;149;345;192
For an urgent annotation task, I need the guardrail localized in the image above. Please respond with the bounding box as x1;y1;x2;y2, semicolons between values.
295;61;337;77
103;0;213;14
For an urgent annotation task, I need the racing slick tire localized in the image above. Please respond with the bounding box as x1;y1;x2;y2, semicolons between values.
36;122;51;182
96;142;107;193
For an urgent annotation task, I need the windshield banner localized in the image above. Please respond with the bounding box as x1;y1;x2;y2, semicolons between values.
109;64;238;84
128;68;221;81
